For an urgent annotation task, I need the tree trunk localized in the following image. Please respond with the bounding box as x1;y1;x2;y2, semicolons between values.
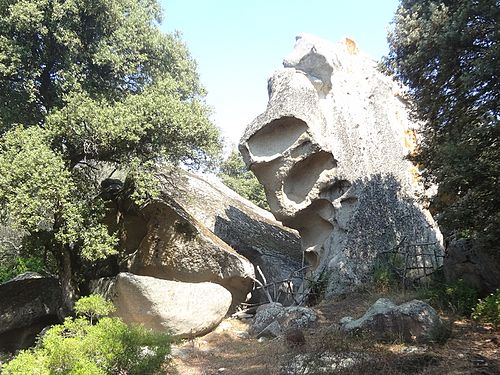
55;245;79;317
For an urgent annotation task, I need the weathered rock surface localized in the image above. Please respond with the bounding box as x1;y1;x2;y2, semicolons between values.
115;197;254;306
156;167;303;304
249;302;317;338
239;34;444;296
92;272;232;338
340;298;445;343
444;238;500;295
0;273;61;351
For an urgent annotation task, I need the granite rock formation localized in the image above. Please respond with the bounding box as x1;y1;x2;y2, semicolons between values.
340;298;446;343
92;273;232;338
156;167;303;304
120;197;254;306
0;273;61;352
239;34;444;296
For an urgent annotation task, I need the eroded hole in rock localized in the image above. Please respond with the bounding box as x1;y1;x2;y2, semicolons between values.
323;179;352;201
247;117;307;159
284;151;337;204
286;200;334;270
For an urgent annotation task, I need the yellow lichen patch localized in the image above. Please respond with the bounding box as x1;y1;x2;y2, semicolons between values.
403;128;417;155
345;37;359;55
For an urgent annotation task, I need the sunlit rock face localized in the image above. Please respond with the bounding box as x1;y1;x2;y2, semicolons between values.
239;34;444;296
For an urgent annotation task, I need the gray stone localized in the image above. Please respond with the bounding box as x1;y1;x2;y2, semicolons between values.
340;298;445;343
114;197;255;307
250;303;317;338
0;274;61;352
156;167;304;304
239;34;444;297
91;272;232;338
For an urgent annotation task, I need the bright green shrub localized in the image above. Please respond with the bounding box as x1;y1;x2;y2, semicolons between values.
74;295;115;324
0;255;46;283
2;295;171;375
472;289;500;327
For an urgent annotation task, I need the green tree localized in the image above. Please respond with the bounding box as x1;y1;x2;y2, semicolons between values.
384;0;499;252
219;149;269;210
0;0;221;312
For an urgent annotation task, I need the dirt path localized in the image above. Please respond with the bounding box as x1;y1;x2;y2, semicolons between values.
167;292;499;375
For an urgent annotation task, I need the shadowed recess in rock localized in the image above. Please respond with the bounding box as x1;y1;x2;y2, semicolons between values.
285;199;335;269
284;151;337;204
247;117;307;159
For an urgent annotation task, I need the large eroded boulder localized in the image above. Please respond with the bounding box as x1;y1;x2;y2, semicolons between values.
156;167;303;304
92;273;231;338
340;298;446;343
114;198;254;306
239;34;444;296
0;273;61;351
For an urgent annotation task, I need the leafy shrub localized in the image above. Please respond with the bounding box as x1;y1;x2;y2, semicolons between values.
74;294;115;324
2;295;171;374
472;289;500;327
418;279;479;316
0;255;46;283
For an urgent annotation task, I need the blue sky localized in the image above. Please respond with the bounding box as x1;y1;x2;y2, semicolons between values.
160;0;400;147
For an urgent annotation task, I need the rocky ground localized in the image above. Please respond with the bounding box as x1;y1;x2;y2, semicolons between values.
166;291;500;375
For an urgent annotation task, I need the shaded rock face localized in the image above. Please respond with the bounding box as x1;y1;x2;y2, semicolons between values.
340;298;445;344
156;168;303;304
118;198;254;306
239;34;444;296
0;273;61;352
92;273;231;338
444;239;500;295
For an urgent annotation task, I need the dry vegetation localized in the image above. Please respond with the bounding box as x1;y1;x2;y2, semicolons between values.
166;290;499;375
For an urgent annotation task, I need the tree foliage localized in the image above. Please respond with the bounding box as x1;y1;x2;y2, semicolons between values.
0;0;221;309
219;149;269;210
384;0;499;251
2;295;171;375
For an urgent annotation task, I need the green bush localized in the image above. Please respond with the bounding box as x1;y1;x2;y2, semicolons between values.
472;289;500;327
2;295;171;374
0;255;46;283
418;279;479;316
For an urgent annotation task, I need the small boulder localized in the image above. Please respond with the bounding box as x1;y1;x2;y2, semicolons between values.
92;272;232;338
249;303;317;338
0;273;62;352
340;298;446;343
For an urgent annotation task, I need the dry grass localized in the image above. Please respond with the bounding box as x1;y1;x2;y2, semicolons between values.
166;290;500;375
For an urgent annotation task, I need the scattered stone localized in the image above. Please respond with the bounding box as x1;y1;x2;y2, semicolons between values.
250;303;317;338
282;352;366;374
257;337;268;343
91;272;232;338
340;298;447;343
170;346;193;359
235;331;250;339
239;34;444;297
